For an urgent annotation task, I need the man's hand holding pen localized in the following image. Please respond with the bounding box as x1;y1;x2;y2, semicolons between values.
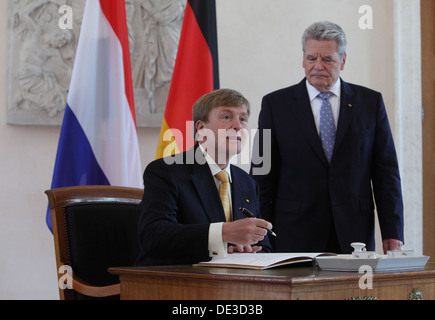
240;207;277;237
222;208;275;254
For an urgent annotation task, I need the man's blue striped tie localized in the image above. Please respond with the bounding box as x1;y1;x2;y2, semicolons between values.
318;92;335;163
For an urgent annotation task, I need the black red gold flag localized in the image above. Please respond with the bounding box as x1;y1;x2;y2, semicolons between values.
156;0;219;158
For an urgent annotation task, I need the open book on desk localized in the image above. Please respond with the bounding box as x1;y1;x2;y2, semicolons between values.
193;252;335;270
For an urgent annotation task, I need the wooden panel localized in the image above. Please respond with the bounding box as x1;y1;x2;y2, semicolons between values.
291;276;435;300
119;276;291;300
110;263;435;300
422;0;435;261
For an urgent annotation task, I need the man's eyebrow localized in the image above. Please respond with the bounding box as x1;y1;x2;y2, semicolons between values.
218;108;249;119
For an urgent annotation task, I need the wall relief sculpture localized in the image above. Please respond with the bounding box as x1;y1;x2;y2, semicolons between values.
7;0;186;127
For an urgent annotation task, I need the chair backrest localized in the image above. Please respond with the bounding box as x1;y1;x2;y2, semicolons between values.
45;185;143;300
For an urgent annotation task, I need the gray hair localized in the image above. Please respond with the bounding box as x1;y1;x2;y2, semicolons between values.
302;21;347;57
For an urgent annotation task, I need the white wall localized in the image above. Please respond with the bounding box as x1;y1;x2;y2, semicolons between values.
0;0;421;299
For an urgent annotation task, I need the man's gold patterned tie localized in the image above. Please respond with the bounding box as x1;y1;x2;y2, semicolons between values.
215;171;232;222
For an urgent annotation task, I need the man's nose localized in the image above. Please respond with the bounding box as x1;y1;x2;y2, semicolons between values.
231;118;242;131
314;57;324;70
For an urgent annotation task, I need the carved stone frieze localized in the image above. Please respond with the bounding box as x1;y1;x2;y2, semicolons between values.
7;0;186;127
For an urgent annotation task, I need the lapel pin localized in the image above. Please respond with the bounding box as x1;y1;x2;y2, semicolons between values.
348;104;352;108
245;199;250;203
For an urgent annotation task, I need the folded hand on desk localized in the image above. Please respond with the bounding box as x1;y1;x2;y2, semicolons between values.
382;238;404;254
227;244;262;254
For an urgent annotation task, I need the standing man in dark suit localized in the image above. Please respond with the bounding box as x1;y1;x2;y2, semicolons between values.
137;89;272;266
251;21;404;254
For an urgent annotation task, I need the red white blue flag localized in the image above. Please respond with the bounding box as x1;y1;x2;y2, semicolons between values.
46;0;142;231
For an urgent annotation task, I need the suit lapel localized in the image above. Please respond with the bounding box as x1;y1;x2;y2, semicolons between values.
191;157;255;223
230;168;250;220
292;79;329;165
333;79;355;159
191;151;226;223
292;78;356;165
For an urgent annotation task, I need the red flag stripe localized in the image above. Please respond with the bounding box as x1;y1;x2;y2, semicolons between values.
165;2;214;134
156;0;219;158
99;0;136;124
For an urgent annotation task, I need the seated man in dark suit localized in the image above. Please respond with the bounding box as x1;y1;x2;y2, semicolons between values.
136;89;272;266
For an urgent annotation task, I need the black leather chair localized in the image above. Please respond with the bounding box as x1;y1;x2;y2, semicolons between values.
45;185;143;300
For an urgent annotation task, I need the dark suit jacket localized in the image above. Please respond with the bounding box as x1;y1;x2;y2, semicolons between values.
136;147;271;266
251;78;404;253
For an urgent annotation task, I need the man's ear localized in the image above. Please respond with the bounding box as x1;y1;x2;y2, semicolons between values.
195;120;205;132
340;53;347;71
195;120;206;142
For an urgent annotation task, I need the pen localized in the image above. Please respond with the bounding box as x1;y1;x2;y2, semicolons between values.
239;207;277;237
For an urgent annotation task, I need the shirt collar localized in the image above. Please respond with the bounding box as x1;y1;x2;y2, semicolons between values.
199;144;232;183
306;78;341;102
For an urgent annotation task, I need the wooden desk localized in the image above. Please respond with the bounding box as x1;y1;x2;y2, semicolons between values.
109;262;435;300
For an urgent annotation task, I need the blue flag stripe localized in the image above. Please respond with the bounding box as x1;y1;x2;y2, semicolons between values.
46;105;109;232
